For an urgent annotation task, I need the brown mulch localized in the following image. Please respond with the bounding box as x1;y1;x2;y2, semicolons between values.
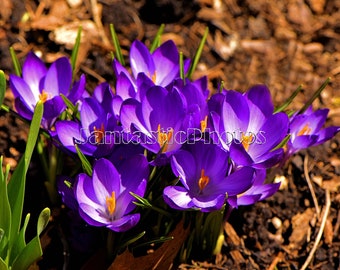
1;0;340;269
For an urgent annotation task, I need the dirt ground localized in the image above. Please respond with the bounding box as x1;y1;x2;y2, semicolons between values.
1;0;340;269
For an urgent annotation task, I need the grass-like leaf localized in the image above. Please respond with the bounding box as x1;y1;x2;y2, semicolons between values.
7;101;43;253
150;24;165;53
71;26;82;77
274;84;303;113
75;144;93;176
110;24;125;66
299;77;331;114
187;27;209;79
0;71;5;107
9;47;21;77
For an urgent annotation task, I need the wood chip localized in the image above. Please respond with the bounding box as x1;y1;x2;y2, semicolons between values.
288;208;315;251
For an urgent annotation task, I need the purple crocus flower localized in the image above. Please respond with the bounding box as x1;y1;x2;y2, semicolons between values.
9;52;85;129
163;141;255;212
55;96;118;157
227;169;280;208
120;85;188;158
285;106;340;157
210;85;289;168
75;156;149;232
113;40;189;102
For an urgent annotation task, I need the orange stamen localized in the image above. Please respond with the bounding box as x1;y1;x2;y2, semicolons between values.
93;123;105;144
198;169;210;192
200;116;208;132
39;90;49;103
106;191;116;215
297;123;312;136
241;132;254;151
157;124;173;152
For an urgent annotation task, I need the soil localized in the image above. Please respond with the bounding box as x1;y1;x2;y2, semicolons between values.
1;0;340;269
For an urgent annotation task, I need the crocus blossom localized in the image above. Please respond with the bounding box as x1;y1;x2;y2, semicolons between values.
75;156;148;232
120;85;188;159
113;40;189;102
285;106;340;157
210;85;289;168
55;96;118;157
227;169;281;208
9;52;85;129
163;141;256;212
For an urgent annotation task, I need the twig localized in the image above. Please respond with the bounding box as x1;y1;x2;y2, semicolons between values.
300;189;331;270
90;0;111;47
304;155;321;219
267;252;283;270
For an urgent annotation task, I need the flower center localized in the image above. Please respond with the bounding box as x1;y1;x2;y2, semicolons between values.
93;123;105;144
198;169;210;193
106;191;116;216
200;115;208;132
297;123;312;136
149;71;157;83
39;90;49;103
157;124;173;152
241;132;254;151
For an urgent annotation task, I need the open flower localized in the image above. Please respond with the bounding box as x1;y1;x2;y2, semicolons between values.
227;169;280;208
163;141;255;212
210;85;289;168
113;40;189;102
285;106;340;156
55;95;118;157
9;52;85;129
120;85;188;160
75;156;149;232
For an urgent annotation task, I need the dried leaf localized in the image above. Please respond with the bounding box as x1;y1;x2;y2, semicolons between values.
288;208;315;251
108;220;190;270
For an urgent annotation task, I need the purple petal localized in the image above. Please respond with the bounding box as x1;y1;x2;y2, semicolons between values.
246;85;274;117
316;126;340;144
44;57;72;96
163;186;193;210
80;98;106;136
248;112;288;157
10;75;37;111
67;74;86;103
92;159;121;203
22;52;47;96
222;91;249;135
116;72;137;100
171;151;196;190
191;194;227;212
229;142;254;166
222;166;255;196
78;203;110;226
130;40;155;79
152;40;179;86
107;213;141;232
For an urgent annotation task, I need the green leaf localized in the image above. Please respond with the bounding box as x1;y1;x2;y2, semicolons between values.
110;24;125;66
274;84;303;113
150;24;165;53
8;214;30;265
299;77;331;114
179;52;184;81
71;26;82;77
75;144;92;176
7;101;43;253
0;71;6;107
187;27;209;79
0;257;8;270
9;48;21;77
11;208;50;270
37;208;50;236
0;157;11;257
60;93;80;120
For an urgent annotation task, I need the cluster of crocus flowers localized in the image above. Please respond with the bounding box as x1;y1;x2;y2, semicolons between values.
8;39;340;234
